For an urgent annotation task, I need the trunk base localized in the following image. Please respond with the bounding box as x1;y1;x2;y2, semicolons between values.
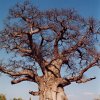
39;86;68;100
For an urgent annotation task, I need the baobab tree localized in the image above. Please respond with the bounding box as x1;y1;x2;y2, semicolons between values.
0;1;100;100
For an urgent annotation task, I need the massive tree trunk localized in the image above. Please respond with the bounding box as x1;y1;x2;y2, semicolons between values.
39;86;68;100
39;77;68;100
38;59;68;100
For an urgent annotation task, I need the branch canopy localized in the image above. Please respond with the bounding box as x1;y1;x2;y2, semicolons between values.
0;0;100;87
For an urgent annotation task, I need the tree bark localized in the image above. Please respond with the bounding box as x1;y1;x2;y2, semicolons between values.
38;59;68;100
39;83;68;100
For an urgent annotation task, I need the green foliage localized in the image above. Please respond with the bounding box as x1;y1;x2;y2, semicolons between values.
0;94;6;100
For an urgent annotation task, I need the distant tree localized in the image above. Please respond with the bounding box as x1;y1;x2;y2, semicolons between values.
29;97;31;100
95;98;100;100
0;1;100;100
0;94;6;100
18;98;23;100
95;99;100;100
94;95;100;100
13;98;17;100
13;98;23;100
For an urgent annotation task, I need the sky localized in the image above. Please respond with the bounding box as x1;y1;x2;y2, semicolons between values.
0;0;100;100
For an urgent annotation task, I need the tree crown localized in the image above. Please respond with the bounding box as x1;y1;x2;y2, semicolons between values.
0;0;100;85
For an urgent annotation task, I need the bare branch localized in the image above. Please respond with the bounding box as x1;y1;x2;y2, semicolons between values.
62;35;86;55
79;60;97;78
26;34;48;75
54;38;59;58
0;66;36;78
76;77;96;83
58;78;71;87
29;26;50;35
11;77;33;84
67;58;98;82
14;45;32;53
29;91;40;96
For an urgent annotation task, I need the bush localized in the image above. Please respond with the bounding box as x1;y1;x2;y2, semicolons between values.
13;98;23;100
0;94;6;100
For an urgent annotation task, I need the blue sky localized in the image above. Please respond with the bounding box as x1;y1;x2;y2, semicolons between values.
0;0;100;100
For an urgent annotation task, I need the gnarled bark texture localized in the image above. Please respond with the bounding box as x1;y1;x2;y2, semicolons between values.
37;59;68;100
39;85;67;100
38;80;67;100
